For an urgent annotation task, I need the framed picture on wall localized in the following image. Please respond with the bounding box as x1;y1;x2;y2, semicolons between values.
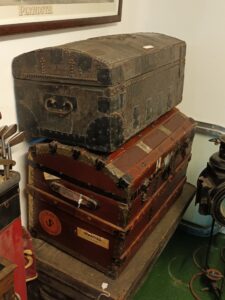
0;0;122;36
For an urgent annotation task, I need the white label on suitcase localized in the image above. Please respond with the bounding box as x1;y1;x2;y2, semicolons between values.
76;227;109;250
136;141;152;154
143;45;154;49
44;172;60;181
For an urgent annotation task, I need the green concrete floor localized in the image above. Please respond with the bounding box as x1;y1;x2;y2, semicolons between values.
133;228;225;300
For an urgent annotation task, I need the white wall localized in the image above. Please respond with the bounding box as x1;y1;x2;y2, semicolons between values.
143;0;225;127
1;0;224;226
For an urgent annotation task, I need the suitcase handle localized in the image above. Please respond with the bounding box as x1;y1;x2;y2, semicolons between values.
49;181;99;210
44;97;73;115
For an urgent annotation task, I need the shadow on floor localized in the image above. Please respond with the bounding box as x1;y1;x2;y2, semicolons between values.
133;228;225;300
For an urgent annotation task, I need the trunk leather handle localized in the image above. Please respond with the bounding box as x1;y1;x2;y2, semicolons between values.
49;181;99;211
44;97;73;115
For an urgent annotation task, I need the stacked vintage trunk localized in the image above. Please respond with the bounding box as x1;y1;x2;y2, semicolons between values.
13;33;195;278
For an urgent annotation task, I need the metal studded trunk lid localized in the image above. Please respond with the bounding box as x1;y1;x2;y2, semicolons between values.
12;33;186;86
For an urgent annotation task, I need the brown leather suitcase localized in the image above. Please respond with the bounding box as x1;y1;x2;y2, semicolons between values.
27;109;195;227
27;110;195;278
28;160;186;278
13;33;186;152
26;183;196;300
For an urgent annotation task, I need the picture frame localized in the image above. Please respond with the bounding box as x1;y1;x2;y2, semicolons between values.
0;0;122;36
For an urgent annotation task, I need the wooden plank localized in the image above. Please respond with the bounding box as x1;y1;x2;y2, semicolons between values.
0;257;16;299
31;183;196;300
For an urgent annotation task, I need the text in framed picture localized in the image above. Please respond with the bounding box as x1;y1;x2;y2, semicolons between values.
0;0;123;36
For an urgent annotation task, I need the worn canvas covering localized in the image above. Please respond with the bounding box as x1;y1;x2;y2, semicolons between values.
13;33;186;152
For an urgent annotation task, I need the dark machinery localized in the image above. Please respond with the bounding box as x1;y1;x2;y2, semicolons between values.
196;135;225;226
190;135;225;300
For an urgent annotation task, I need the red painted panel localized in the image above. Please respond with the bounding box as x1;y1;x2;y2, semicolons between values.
0;218;27;300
